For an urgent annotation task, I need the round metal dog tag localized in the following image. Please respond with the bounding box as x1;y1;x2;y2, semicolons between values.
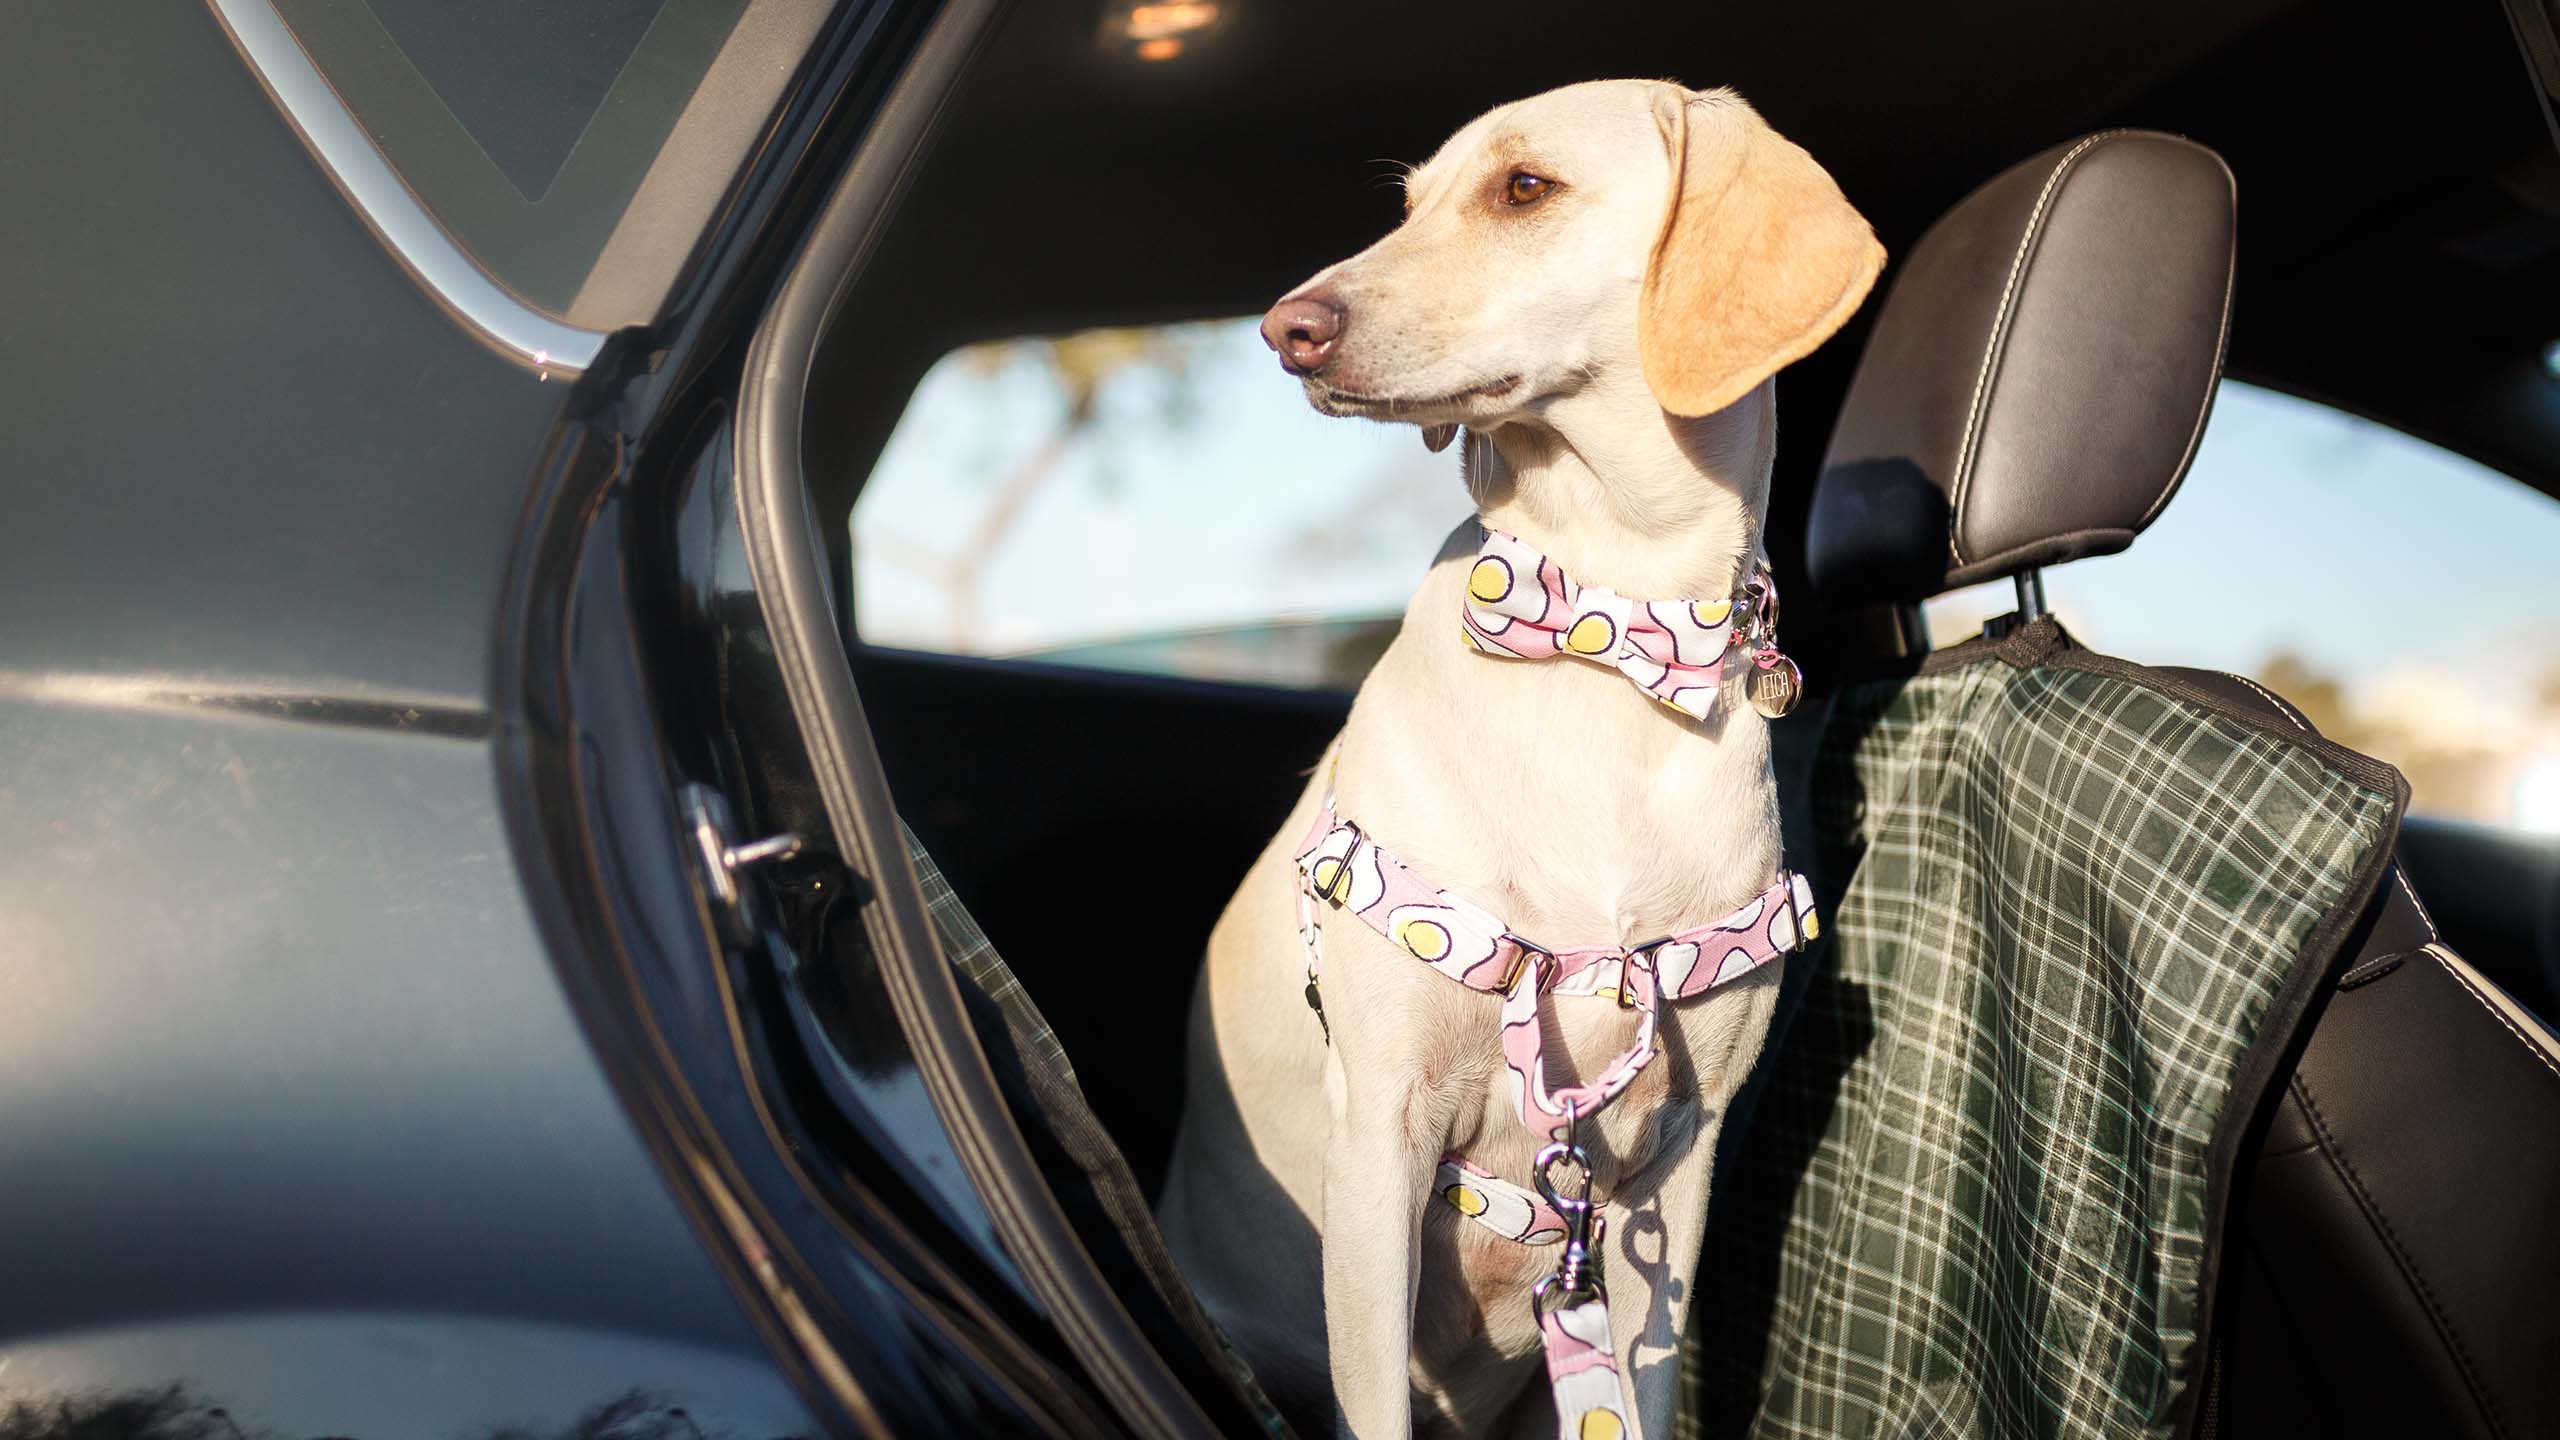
1749;656;1803;718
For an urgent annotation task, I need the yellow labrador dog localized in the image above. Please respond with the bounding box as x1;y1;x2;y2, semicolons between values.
1159;80;1880;1439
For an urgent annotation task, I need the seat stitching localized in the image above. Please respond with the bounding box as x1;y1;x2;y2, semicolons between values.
2427;944;2560;1086
2393;865;2441;940
1948;130;2130;565
2290;1074;2510;1436
2227;674;2302;729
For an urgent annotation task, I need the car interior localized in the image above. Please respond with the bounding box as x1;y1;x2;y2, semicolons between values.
776;0;2560;1432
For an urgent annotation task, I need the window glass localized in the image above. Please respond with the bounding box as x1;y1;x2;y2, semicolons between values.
855;333;2560;831
268;0;822;321
852;317;1470;690
1925;382;2560;830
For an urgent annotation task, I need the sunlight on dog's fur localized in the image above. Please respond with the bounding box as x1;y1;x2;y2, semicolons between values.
1158;79;1882;1440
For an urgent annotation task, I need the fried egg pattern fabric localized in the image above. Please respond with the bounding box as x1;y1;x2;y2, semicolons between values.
1296;817;1515;990
1290;749;1814;1440
1460;527;1740;720
1434;1156;1568;1245
1295;787;1816;1137
1541;1297;1631;1440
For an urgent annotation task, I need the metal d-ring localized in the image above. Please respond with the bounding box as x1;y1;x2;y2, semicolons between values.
1620;936;1673;1010
1499;933;1554;997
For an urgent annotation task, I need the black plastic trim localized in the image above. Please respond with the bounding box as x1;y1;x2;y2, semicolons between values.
730;1;1226;1436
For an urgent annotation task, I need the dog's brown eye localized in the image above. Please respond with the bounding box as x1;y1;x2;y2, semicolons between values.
1502;172;1552;207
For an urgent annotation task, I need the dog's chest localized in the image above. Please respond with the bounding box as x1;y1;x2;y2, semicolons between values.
1336;562;1780;948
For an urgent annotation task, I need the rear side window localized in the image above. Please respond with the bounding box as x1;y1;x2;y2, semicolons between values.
255;0;826;324
855;338;2560;830
1926;382;2560;830
850;318;1471;690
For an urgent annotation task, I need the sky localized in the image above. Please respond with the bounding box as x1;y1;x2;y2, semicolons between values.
859;316;2558;687
854;315;2560;820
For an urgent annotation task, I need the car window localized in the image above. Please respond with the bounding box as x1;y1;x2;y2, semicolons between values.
852;331;2560;830
241;0;830;328
851;317;1470;690
1925;382;2560;830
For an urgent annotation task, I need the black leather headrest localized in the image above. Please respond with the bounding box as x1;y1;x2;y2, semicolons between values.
1807;131;2235;604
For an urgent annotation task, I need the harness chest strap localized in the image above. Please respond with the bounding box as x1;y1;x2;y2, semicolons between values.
1293;795;1817;1137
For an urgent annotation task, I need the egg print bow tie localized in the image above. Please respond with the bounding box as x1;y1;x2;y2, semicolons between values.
1459;526;1799;720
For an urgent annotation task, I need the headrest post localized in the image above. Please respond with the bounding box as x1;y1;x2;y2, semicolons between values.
2014;570;2048;624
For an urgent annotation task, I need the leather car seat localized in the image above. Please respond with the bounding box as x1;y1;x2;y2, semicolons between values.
1799;129;2560;1440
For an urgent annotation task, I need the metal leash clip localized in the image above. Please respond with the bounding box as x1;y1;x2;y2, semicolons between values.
1531;1104;1605;1311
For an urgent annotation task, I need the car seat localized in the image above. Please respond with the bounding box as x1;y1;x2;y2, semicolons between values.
1684;129;2560;1440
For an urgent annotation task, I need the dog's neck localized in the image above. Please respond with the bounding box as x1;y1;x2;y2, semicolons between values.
1463;376;1776;603
1332;366;1785;945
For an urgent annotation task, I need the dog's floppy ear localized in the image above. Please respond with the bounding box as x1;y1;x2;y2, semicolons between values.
1639;88;1885;417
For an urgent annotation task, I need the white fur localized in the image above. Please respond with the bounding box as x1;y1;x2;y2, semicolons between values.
1161;80;1828;1439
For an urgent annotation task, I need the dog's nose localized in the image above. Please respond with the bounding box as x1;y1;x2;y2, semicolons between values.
1261;292;1346;375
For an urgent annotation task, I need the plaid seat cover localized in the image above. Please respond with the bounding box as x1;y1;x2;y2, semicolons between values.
1684;633;2400;1440
912;834;1300;1438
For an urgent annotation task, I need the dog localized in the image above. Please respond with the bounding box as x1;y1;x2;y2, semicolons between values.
1158;79;1882;1439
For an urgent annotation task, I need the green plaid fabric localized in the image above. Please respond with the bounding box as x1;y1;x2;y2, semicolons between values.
914;834;1080;1087
909;828;1300;1439
1685;636;2398;1440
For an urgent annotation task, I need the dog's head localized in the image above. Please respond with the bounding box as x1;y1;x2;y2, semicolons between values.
1263;80;1883;443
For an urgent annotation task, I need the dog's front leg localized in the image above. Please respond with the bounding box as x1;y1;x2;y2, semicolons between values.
1322;1088;1432;1439
1602;1160;1714;1438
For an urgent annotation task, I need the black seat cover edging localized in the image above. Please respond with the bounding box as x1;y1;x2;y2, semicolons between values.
2161;666;2560;1440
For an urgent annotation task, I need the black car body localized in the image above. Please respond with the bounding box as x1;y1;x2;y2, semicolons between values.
5;2;2557;1437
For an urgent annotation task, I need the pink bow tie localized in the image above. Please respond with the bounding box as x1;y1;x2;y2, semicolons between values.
1460;527;1755;720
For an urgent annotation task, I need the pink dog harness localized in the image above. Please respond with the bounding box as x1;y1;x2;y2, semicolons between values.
1296;528;1817;1439
1296;794;1816;1136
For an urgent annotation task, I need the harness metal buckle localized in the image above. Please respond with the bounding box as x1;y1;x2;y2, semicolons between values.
1313;822;1364;903
1498;934;1553;997
1620;936;1673;1010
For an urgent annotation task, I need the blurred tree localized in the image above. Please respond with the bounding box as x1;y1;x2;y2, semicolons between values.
902;326;1209;649
0;1385;260;1440
2255;650;2354;741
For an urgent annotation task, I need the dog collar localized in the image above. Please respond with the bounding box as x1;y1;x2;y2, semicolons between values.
1460;525;1803;720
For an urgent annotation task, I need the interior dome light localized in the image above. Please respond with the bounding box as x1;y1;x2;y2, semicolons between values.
1102;2;1223;59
